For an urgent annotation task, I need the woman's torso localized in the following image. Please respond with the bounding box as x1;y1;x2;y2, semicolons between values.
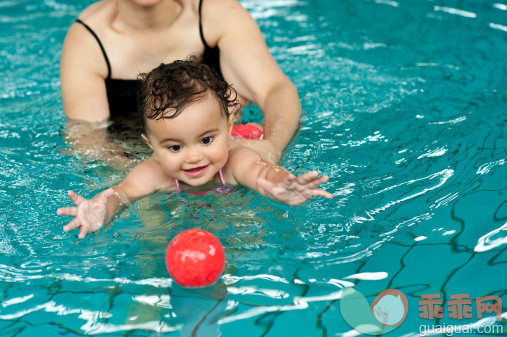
79;0;218;78
76;0;222;137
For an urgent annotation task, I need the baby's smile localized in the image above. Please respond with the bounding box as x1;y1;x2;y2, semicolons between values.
182;165;210;178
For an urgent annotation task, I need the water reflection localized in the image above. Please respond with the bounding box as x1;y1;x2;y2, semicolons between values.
0;0;505;335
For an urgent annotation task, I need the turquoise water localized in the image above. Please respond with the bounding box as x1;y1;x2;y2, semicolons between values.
0;0;506;336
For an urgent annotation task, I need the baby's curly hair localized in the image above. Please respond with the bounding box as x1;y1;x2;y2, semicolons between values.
138;56;239;133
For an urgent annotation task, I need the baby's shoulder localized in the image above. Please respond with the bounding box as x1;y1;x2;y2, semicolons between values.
127;157;174;189
228;146;259;161
225;146;263;176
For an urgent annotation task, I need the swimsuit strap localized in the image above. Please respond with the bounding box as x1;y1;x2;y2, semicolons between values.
198;0;211;49
174;178;182;193
173;169;229;194
75;19;112;79
218;169;230;187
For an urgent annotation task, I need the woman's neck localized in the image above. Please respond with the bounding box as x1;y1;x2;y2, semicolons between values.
114;0;182;32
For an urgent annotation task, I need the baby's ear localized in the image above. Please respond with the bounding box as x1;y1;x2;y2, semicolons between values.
141;133;153;149
227;114;235;134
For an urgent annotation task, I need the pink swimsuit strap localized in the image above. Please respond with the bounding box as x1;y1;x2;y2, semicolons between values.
174;169;229;194
174;178;181;193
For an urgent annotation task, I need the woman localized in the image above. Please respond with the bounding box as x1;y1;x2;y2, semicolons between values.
60;0;301;164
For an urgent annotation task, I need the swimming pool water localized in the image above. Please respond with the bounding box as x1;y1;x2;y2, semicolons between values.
0;0;506;336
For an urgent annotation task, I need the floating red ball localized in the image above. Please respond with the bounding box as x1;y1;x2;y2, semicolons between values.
165;229;225;288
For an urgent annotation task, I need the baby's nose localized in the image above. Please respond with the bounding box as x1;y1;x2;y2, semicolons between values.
185;147;204;163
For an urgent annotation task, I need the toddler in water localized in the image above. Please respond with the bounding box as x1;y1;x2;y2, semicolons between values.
57;59;333;239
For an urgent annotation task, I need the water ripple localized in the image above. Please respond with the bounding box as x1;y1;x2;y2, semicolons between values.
474;222;507;252
0;0;505;335
434;6;477;18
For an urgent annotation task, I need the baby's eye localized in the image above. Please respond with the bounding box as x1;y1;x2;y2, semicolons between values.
167;145;181;152
201;136;213;145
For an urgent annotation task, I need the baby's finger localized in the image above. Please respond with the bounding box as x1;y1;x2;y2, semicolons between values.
97;188;115;205
78;226;88;240
313;189;334;199
68;190;86;206
257;177;275;193
57;207;77;217
296;171;319;184
307;175;329;188
282;174;296;188
63;218;81;232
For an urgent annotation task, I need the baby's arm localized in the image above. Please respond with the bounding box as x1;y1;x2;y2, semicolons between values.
57;158;173;238
227;148;333;206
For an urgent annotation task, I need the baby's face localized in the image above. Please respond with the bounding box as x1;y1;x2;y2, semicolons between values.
144;93;232;187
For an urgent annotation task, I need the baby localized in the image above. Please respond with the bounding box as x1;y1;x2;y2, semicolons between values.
57;59;333;239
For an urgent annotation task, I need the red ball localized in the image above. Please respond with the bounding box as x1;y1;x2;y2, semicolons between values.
165;229;225;288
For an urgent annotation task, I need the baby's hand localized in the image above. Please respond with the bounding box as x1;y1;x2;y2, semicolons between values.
256;171;333;206
57;188;115;239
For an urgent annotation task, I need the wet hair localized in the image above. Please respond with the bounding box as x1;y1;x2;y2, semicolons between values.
138;55;239;133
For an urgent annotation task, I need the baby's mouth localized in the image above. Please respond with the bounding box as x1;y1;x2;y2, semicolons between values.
182;165;209;177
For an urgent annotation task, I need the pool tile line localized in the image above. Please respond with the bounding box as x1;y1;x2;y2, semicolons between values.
384;243;415;290
315;300;333;337
0;280;11;307
9;323;28;337
253;310;284;337
448;204;468;254
191;296;225;337
242;269;312;337
436;253;476;327
292;268;331;337
343;260;368;288
45;279;62;301
493;200;507;222
487;246;506;266
106;284;122;326
313;260;368;337
47;320;83;336
2;316;26;337
1;283;58;337
210;304;238;326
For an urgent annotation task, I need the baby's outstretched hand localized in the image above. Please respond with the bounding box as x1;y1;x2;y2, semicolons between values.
256;171;333;206
57;188;115;239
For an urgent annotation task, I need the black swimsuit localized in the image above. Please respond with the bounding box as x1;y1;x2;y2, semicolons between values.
75;0;221;137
